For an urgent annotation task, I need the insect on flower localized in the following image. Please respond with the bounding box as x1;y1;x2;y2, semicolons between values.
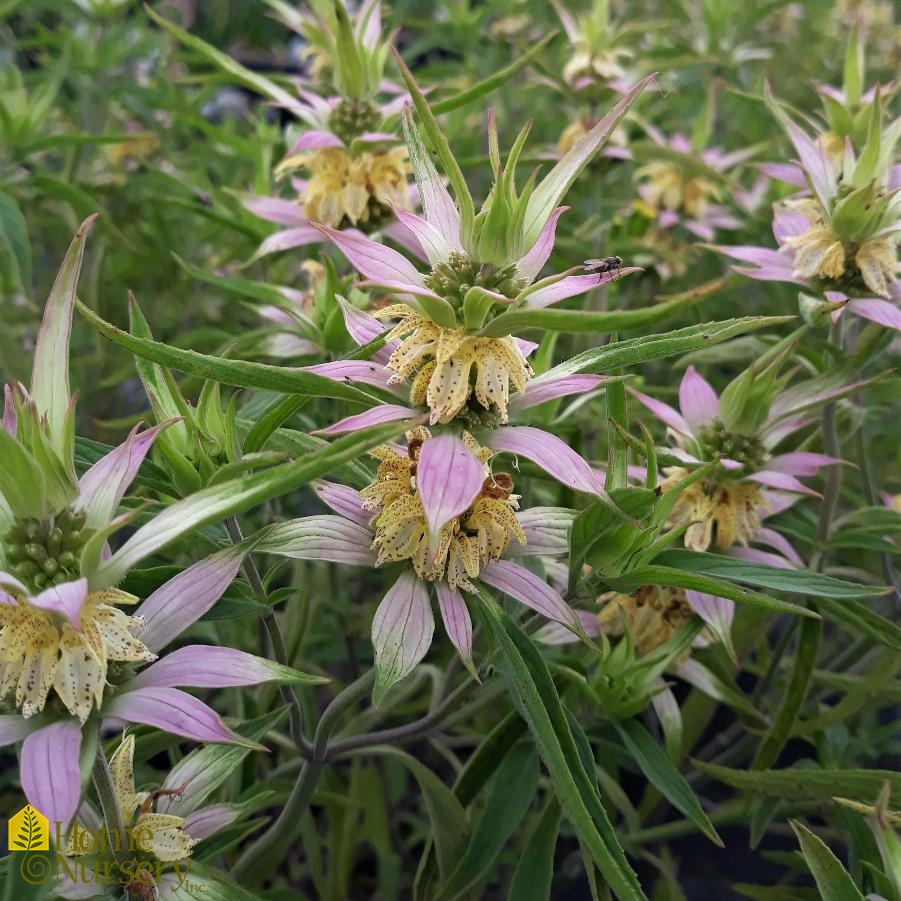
584;255;624;277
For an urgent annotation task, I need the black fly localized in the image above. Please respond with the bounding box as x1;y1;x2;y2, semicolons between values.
583;255;623;275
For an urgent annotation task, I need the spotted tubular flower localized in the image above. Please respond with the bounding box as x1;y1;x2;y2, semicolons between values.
716;84;901;328
306;299;615;501
242;0;417;256
255;427;580;702
0;220;326;830
633;126;753;241
313;72;651;426
630;365;848;552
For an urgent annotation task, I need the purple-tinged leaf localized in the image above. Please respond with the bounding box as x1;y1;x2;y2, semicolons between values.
0;715;34;747
257;515;375;565
847;298;901;331
315;404;418;435
183;805;240;840
534;610;601;644
685;589;735;661
138;547;247;652
105;687;263;748
75;422;172;530
488;426;605;497
337;296;390;349
510;507;574;557
392;208;452;266
516;206;568;283
316;223;426;288
521;271;639;309
314;481;371;526
766;452;845;476
435;582;475;675
481;559;579;627
747;471;821;496
417;434;485;539
31;215;97;458
21;721;83;827
513;374;609;410
629;388;691;436
372;571;434;705
127;646;327;691
255;225;323;257
303;359;394;389
286;130;345;153
243;197;309;227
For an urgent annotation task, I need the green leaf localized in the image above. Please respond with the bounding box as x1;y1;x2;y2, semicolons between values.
2;850;53;901
146;6;300;110
509;798;561;901
92;420;407;586
431;33;558;115
813;595;901;653
479;593;648;900
603;565;819;619
695;762;901;804
615;719;722;847
790;820;866;901
752;615;821;770
656;550;882;599
542;318;793;378
435;741;540;901
76;299;377;405
366;747;470;880
163;860;269;900
479;292;700;337
0;190;30;293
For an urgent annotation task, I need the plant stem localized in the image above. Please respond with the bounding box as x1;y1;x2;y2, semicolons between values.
224;515;313;759
230;670;375;881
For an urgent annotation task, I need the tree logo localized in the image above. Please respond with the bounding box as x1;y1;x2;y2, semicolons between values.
8;805;49;852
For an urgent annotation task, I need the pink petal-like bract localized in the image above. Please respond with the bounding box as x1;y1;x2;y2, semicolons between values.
628;388;691;436
417;434;486;539
679;366;719;431
513;374;607;410
480;559;578;627
127;646;312;690
372;572;435;705
105;687;250;745
28;578;89;632
516;206;568;284
317;224;426;289
488;426;605;497
435;582;474;669
303;359;394;389
315;405;417;435
314;481;372;526
244;197;310;227
76;422;170;530
21;721;83;828
138;546;247;652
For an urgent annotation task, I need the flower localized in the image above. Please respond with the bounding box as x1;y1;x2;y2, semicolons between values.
0;220;325;830
242;0;418;256
255;426;582;702
312;76;650;425
633;127;752;242
716;88;901;329
630;365;846;552
305;298;616;501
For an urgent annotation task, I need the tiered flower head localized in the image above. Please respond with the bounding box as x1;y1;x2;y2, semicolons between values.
717;83;901;329
0;220;324;829
242;0;416;256
633;125;754;242
255;427;581;702
630;364;848;552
